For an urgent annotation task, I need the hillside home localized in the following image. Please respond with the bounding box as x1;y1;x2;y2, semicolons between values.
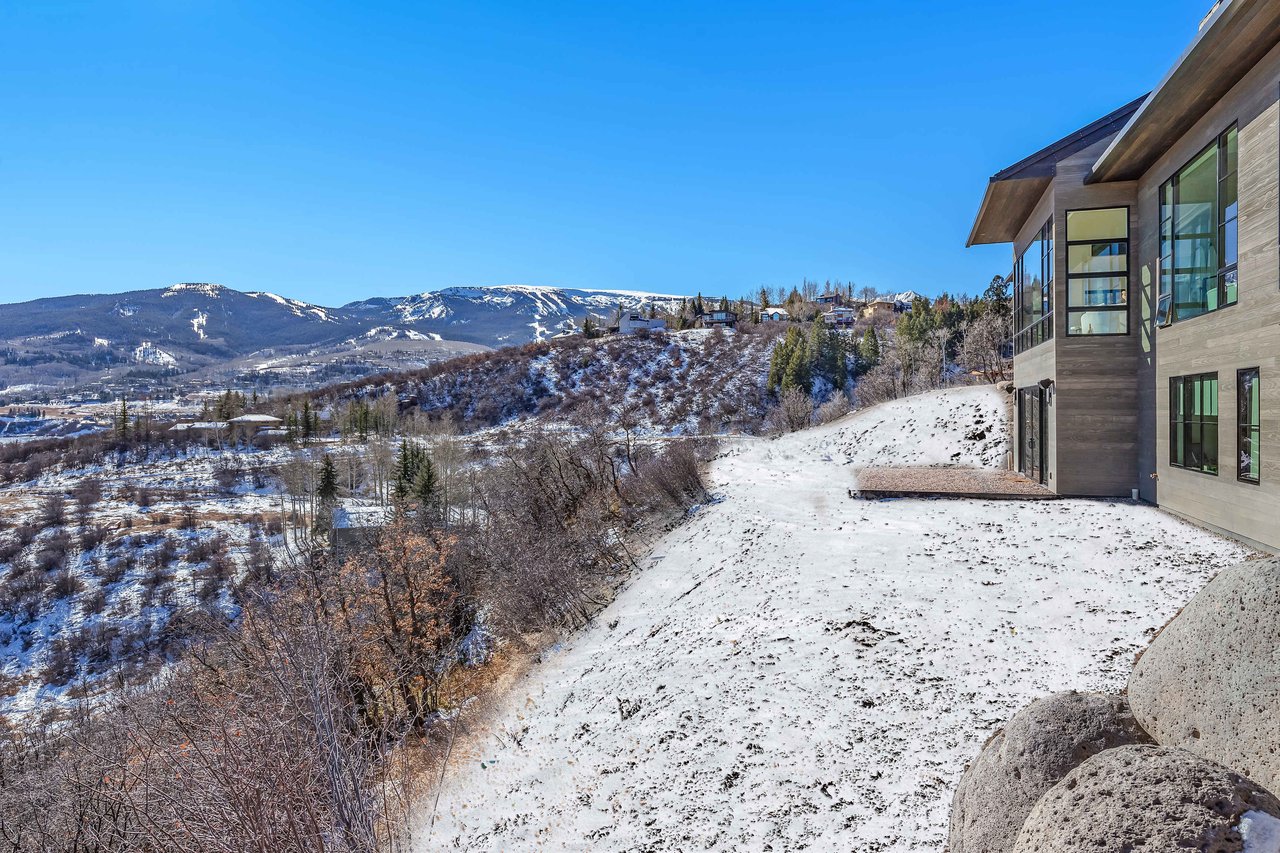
760;308;791;322
618;312;667;334
823;307;857;327
967;0;1280;551
697;310;738;329
227;413;283;443
860;300;900;323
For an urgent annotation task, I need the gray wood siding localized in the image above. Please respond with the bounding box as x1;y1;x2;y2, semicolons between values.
1137;41;1280;551
1047;141;1140;497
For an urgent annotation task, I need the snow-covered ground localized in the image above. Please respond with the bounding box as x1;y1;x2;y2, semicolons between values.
421;385;1254;851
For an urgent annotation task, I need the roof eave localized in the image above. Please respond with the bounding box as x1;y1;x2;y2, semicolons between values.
1090;0;1280;183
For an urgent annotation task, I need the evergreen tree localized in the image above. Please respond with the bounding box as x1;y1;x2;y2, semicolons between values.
115;399;129;440
317;454;339;505
582;315;598;338
859;327;881;367
759;287;770;312
413;457;438;509
782;344;809;392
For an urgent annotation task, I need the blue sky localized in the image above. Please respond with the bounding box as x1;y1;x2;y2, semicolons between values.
0;1;1217;306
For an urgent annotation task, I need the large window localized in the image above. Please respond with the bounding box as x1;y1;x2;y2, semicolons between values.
1013;217;1054;353
1159;126;1238;324
1238;368;1260;484
1066;207;1128;335
1170;373;1219;475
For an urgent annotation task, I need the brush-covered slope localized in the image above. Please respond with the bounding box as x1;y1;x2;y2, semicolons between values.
376;326;781;435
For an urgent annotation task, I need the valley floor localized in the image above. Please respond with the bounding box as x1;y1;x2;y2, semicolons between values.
419;386;1254;851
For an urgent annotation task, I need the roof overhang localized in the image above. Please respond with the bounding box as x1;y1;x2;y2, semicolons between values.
967;96;1145;247
1089;0;1280;183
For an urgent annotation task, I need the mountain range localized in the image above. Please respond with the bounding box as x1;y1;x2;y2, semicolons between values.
0;283;686;394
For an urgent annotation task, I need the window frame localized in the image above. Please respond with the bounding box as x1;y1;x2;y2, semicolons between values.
1064;205;1130;337
1157;124;1239;327
1169;372;1220;476
1237;367;1261;485
1012;217;1054;354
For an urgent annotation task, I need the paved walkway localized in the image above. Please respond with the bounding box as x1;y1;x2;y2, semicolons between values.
855;466;1058;500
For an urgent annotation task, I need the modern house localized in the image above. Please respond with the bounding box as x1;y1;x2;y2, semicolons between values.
618;311;667;334
760;308;791;322
227;413;283;444
823;307;858;327
697;310;738;329
968;0;1280;551
860;299;900;324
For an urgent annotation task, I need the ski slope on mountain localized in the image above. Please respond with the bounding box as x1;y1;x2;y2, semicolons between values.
421;385;1253;851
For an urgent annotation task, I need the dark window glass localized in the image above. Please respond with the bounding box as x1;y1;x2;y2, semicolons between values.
1238;368;1260;484
1013;217;1054;354
1170;373;1219;475
1159;125;1239;323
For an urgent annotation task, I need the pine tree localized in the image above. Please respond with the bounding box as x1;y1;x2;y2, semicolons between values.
582;315;597;338
859;327;881;367
413;457;438;509
115;399;129;440
317;454;339;504
759;287;770;312
782;344;809;392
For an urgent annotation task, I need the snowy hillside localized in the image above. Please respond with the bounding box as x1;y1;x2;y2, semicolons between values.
375;326;782;434
421;386;1254;850
0;283;688;392
343;285;686;346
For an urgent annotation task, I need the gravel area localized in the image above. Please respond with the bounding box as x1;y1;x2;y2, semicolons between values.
856;466;1057;499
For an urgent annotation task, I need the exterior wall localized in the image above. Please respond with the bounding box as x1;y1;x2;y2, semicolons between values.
1013;342;1058;486
1012;184;1058;484
1050;140;1140;497
1012;143;1141;497
1137;42;1280;551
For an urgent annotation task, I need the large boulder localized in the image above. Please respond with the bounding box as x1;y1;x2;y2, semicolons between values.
948;691;1152;853
1012;744;1280;852
1128;556;1280;792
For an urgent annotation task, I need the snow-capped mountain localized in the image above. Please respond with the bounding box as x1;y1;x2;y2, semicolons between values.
343;285;685;346
0;283;689;392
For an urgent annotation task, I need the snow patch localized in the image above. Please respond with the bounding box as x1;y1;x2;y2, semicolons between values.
190;310;208;340
163;282;225;298
1242;811;1280;853
132;341;178;368
244;290;338;322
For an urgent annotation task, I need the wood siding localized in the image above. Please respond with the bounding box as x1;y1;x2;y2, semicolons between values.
1012;141;1141;497
1138;41;1280;551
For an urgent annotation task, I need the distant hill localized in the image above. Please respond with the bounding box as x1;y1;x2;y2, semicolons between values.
0;283;687;394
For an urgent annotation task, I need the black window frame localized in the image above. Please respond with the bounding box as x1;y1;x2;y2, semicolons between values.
1158;124;1239;327
1064;206;1130;337
1012;217;1054;354
1237;367;1261;485
1169;372;1220;476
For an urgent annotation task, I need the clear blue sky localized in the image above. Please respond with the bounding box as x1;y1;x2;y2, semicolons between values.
0;1;1216;306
